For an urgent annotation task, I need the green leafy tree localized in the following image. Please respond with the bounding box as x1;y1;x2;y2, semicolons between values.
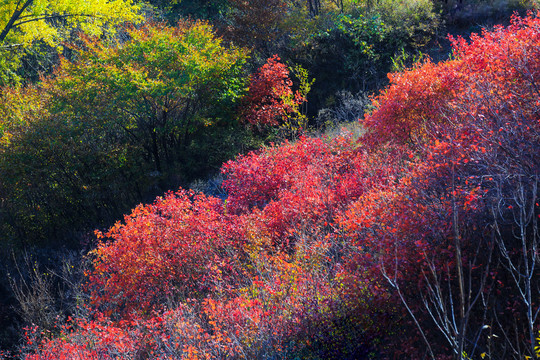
0;0;142;84
0;20;249;246
52;20;248;174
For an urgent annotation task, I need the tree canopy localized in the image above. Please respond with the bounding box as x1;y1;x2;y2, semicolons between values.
0;0;141;84
0;20;250;246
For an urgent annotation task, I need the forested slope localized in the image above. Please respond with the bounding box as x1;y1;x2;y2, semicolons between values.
1;1;539;359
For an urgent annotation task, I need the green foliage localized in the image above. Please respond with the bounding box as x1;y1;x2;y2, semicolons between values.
281;0;440;115
290;12;391;112
280;64;315;137
0;84;43;145
0;85;143;245
390;47;426;72
0;20;250;246
52;20;248;173
372;0;440;48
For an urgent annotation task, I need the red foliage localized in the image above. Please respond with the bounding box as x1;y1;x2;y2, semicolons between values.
353;10;540;271
222;134;381;247
364;11;540;156
342;11;540;358
362;58;462;147
22;315;141;360
241;55;305;126
222;135;359;212
22;307;245;360
352;11;540;275
88;190;247;318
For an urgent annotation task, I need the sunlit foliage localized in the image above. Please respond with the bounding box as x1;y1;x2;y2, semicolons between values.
0;0;142;84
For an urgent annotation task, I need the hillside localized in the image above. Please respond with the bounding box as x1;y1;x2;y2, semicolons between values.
1;1;539;359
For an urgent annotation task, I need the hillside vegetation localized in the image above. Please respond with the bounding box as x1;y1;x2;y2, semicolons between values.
1;1;539;359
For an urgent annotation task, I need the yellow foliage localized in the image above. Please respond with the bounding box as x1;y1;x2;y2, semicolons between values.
0;0;142;84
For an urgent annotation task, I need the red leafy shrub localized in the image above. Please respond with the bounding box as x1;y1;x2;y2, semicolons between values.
22;306;244;360
364;11;540;156
342;11;540;358
223;135;372;249
240;55;305;127
362;58;462;147
223;135;365;213
88;190;247;318
22;315;141;360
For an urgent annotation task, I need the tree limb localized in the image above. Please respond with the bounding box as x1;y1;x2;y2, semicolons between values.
0;0;34;44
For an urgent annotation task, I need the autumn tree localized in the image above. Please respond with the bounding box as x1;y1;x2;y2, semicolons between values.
240;55;312;136
0;0;141;84
52;20;248;174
